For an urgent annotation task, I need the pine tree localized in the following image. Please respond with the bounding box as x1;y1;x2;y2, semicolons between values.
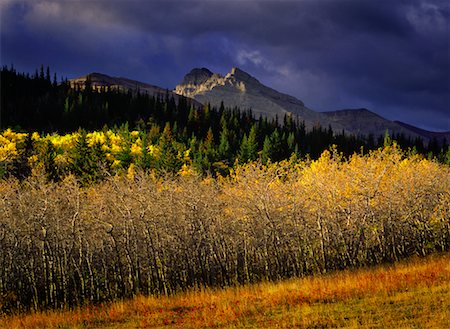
39;65;45;80
262;135;272;164
45;66;51;83
138;132;153;170
247;125;258;160
238;125;258;163
157;122;183;172
239;134;249;163
43;139;59;182
269;129;282;161
71;130;103;184
11;132;33;180
218;127;231;160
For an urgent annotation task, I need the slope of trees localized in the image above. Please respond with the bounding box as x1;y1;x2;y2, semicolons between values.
0;145;449;312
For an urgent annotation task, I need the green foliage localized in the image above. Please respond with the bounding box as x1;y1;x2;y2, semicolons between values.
444;146;450;165
157;123;183;172
239;125;258;163
71;130;106;184
42;140;59;182
218;127;231;163
262;135;272;164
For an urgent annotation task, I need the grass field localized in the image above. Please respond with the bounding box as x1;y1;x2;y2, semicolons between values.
2;253;449;328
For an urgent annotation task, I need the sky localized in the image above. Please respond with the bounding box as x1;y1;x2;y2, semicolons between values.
1;0;449;131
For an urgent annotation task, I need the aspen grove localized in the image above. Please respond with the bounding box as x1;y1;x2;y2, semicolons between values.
0;143;449;312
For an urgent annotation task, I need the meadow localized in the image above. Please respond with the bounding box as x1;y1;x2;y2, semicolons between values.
1;252;449;328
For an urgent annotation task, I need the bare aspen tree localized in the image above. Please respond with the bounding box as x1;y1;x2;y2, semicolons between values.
0;147;449;311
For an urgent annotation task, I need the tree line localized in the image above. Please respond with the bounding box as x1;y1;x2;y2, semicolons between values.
2;66;449;182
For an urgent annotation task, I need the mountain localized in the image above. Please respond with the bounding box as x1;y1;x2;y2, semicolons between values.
70;72;201;106
323;109;425;140
175;67;448;143
175;67;345;131
70;69;445;144
323;109;450;145
394;121;450;145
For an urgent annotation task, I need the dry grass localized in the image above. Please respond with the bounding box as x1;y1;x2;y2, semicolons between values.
2;252;449;328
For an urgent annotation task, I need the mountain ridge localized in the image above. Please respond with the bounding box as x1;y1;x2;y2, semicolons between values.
175;67;341;131
70;72;202;107
323;108;424;140
394;121;450;144
70;68;445;143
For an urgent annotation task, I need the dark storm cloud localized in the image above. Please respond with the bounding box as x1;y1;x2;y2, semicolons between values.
1;0;449;131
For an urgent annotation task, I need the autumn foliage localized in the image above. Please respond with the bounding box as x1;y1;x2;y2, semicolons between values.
0;142;449;312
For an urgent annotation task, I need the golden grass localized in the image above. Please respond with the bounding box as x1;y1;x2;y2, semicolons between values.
2;253;449;328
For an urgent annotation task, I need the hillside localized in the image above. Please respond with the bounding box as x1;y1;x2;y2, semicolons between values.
394;120;450;145
2;253;449;328
323;108;425;141
1;144;449;311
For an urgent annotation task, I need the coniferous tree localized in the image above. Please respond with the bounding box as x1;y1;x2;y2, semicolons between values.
157;123;183;172
262;135;272;164
10;132;33;180
71;130;104;184
239;125;258;163
42;139;59;182
269;129;282;161
218;127;231;161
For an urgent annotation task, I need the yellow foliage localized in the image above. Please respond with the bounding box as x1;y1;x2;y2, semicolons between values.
130;138;142;156
0;129;27;162
147;144;160;158
31;132;40;141
0;135;18;162
86;131;106;147
127;163;136;180
1;128;27;143
179;163;194;177
46;133;78;150
112;159;122;169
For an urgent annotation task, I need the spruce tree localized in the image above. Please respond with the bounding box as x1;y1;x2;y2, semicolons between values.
262;135;272;164
71;130;103;184
43;139;59;182
157;122;182;172
218;127;231;160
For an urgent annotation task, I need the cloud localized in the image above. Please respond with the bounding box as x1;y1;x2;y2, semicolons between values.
1;0;448;131
237;50;264;66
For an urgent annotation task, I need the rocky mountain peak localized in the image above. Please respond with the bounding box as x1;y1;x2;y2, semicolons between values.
180;67;214;86
227;67;259;84
174;66;322;126
175;67;265;97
